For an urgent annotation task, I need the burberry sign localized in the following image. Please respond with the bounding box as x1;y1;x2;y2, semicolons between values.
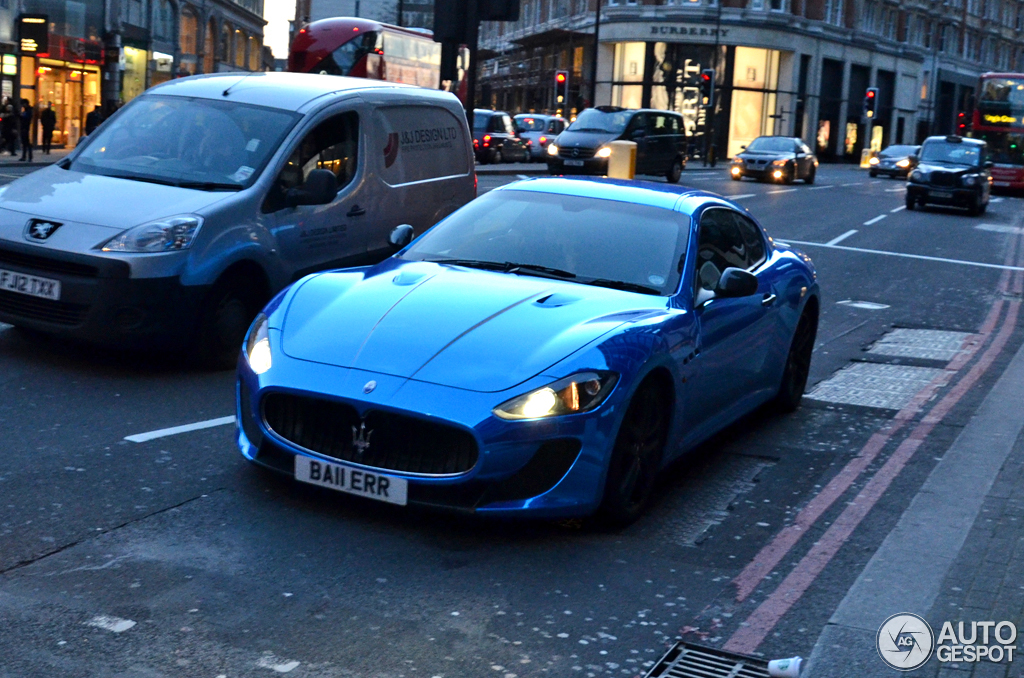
649;25;730;37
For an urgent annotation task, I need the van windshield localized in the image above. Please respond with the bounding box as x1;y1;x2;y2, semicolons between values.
567;108;631;134
68;95;300;190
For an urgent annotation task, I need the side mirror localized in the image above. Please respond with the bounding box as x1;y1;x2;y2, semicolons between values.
389;224;415;249
630;128;646;140
740;145;747;150
286;169;337;207
715;267;759;298
984;160;994;169
909;154;918;162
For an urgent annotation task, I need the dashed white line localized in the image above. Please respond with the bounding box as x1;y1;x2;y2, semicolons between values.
991;197;1004;203
826;229;858;246
125;416;236;443
730;193;756;200
976;223;1024;235
809;185;835;190
841;182;864;187
890;205;906;213
884;187;905;192
766;188;798;194
863;215;887;226
781;239;1024;271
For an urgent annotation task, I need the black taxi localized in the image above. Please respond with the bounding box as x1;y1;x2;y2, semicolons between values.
906;136;992;215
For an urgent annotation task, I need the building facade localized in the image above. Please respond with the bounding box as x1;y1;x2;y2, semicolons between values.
478;0;1024;161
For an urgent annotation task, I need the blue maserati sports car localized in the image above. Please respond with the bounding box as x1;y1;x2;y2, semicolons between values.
235;177;818;524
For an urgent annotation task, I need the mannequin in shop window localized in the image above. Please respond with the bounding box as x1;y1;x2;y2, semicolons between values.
40;103;56;155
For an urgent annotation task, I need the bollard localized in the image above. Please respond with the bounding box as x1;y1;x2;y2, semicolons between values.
607;140;637;179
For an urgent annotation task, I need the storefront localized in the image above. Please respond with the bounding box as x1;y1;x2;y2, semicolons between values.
34;59;101;147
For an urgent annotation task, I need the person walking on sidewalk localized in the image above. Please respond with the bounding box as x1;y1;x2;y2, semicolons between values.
19;99;33;162
40;104;56;155
85;106;102;136
1;104;16;156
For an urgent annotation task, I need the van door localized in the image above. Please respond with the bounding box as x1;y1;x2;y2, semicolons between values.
261;108;371;279
624;113;650;174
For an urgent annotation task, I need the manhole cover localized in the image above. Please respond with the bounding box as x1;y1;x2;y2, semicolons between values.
645;642;770;677
868;328;973;361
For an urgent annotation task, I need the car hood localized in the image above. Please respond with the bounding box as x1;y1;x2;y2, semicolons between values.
915;162;977;175
737;151;796;161
0;167;234;229
281;262;664;392
555;129;619;151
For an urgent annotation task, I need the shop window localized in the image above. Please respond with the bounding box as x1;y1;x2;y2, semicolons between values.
180;10;198;55
235;29;246;67
612;42;645;82
154;0;173;40
727;47;780;158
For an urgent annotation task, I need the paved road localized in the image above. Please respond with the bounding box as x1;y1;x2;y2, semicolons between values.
0;164;1022;677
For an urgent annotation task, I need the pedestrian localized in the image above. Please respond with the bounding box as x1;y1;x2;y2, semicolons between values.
40;103;56;155
84;106;102;136
1;104;16;156
19;99;33;162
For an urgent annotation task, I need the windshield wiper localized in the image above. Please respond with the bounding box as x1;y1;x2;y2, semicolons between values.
505;263;576;279
424;258;508;270
582;278;661;295
104;173;180;187
176;181;244;191
571;127;613;133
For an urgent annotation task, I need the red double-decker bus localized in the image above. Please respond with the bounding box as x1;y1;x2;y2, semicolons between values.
970;72;1024;191
288;17;469;104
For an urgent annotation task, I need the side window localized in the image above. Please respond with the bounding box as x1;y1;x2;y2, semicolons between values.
264;111;359;213
502;115;516;135
668;116;681;134
487;115;503;133
648;114;669;135
731;213;767;269
556;120;566;132
547;119;558;133
695;208;748;293
626;113;647;138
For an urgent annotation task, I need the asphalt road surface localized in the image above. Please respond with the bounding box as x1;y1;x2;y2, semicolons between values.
1;164;1022;677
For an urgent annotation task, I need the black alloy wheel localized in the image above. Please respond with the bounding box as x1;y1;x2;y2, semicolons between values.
197;275;262;370
774;308;817;413
599;381;670;526
666;158;683;184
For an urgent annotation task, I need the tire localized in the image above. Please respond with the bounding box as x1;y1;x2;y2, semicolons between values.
492;149;503;164
197;275;264;371
979;201;988;215
905;194;915;210
598;380;670;527
773;307;818;413
869;170;878;178
967;195;981;216
783;166;795;185
666;158;683;184
805;166;816;184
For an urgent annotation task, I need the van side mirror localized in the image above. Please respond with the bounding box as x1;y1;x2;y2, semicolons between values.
984;160;994;169
715;267;759;298
389;224;415;249
286;169;337;207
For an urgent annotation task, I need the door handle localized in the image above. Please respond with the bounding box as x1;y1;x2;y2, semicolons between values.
761;293;777;307
347;205;367;217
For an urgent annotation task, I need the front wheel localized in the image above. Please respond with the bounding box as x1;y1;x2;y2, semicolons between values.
967;195;981;216
666;158;683;184
783;166;795;185
805;166;816;184
598;381;670;527
905;194;915;211
197;276;262;370
869;170;878;178
773;308;817;413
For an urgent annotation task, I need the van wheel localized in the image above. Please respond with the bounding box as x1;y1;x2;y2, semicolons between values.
197;275;262;370
666;158;683;184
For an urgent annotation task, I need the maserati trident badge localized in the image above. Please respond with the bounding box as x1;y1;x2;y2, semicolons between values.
352;420;373;455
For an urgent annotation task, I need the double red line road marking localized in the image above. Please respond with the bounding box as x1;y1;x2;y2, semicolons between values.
685;225;1024;654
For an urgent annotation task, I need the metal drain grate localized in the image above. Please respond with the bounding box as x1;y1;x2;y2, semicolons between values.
645;642;770;678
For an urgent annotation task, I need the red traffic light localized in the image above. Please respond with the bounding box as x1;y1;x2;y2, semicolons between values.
555;72;566;84
701;72;711;82
866;90;875;98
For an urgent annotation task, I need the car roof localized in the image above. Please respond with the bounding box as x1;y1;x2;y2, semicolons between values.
493;176;720;214
147;72;415;111
925;135;984;145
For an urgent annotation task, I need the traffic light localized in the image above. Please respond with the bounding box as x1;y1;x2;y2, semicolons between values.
700;69;715;109
554;70;568;105
956;111;967;134
863;87;879;119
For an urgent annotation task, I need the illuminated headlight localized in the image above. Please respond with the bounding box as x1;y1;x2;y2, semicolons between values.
772;159;788;166
910;170;925;182
896;158;911;168
961;174;979;186
547;143;559;156
493;371;618;420
772;169;784;179
731;166;741;175
102;215;203;253
245;313;272;375
596;146;612;158
868;156;880;165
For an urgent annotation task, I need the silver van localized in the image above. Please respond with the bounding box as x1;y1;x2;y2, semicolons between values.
0;72;475;367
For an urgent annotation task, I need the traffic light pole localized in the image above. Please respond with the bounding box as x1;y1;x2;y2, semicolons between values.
588;0;601;108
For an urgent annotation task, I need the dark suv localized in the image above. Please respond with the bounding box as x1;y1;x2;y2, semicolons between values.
472;109;530;164
546;106;687;182
906;136;992;215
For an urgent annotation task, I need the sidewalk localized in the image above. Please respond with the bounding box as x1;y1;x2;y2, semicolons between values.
0;147;70;168
804;323;1024;677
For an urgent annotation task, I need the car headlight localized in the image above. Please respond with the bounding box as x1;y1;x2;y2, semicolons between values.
772;159;788;166
102;215;203;253
493;371;618;420
910;170;925;182
961;174;979;186
731;166;741;174
547;143;559;156
869;156;880;165
896;158;911;168
245;313;271;375
596;146;612;158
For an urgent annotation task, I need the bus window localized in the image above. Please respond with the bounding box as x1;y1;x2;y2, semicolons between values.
314;31;379;76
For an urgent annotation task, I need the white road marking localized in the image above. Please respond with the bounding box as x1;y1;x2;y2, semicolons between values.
884;187;904;192
826;229;858;246
976;223;1024;235
125;416;236;443
809;184;835;190
841;182;863;187
85;615;136;633
782;239;1024;272
730;193;756;200
863;214;887;226
889;205;906;213
766;188;798;194
837;300;890;310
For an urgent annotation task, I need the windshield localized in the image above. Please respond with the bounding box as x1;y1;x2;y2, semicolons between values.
567;108;631;134
745;137;796;153
515;116;546;132
472;114;489;133
978;77;1024;122
973;131;1024;165
401;189;688;295
919;141;982;166
880;145;918;158
70;96;299;190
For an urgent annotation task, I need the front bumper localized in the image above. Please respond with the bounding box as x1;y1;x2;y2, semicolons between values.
236;351;625;518
907;183;980;206
547;156;608;175
0;241;205;348
731;164;786;181
872;163;910;177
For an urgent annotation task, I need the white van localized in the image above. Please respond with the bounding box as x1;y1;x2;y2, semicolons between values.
0;72;475;366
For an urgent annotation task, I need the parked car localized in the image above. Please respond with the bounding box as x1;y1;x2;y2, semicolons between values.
514;113;567;160
730;136;818;184
473;109;530;164
0;73;476;368
869;144;920;178
906;135;992;215
236;177;820;524
546;107;687;182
